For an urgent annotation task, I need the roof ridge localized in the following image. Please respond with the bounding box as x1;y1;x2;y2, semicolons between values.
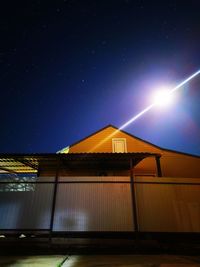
64;124;200;158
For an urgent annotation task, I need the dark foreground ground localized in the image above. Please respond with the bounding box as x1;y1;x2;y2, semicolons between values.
0;254;200;267
0;238;200;266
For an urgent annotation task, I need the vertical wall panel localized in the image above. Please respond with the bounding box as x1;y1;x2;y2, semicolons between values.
1;175;200;234
135;177;200;232
0;183;54;229
53;177;133;231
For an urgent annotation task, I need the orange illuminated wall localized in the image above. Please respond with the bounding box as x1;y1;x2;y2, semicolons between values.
68;125;200;178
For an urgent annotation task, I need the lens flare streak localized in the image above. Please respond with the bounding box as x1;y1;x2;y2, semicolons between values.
119;104;154;130
119;69;200;130
89;69;200;152
171;69;200;93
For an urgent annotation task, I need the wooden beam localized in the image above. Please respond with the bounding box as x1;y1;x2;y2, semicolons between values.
155;156;162;177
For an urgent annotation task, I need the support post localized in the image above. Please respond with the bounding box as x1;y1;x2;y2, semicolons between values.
155;156;162;177
130;158;139;240
49;157;60;243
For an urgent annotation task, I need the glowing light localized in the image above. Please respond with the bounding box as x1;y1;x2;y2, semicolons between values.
152;88;174;107
119;69;200;130
89;69;200;151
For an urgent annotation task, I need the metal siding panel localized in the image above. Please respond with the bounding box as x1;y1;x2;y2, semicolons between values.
135;177;200;232
53;177;133;231
0;183;54;229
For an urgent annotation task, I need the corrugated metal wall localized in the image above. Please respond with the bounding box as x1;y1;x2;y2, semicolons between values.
0;176;200;233
135;177;200;232
53;176;133;231
0;183;54;229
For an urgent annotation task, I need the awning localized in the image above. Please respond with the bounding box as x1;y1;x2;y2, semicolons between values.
0;152;161;174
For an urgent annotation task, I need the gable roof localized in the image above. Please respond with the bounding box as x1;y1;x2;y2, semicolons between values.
67;124;200;158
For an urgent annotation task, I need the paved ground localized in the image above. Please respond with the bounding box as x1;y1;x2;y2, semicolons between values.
62;255;200;267
0;254;200;267
0;255;68;267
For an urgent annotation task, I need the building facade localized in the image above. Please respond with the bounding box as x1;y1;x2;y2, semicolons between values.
0;125;200;237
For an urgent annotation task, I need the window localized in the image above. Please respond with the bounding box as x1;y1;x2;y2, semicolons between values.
0;173;37;192
112;138;127;153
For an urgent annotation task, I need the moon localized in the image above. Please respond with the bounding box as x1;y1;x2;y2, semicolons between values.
153;89;173;107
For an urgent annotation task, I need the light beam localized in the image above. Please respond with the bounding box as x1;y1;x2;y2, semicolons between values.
119;69;200;130
171;69;200;93
89;69;200;152
119;104;154;130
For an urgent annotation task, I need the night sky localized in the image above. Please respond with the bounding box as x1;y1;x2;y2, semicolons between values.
1;0;200;155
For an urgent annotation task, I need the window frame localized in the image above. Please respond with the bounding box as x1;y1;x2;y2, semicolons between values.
112;138;127;153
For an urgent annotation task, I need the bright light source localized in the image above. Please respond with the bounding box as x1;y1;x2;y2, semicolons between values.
153;89;173;107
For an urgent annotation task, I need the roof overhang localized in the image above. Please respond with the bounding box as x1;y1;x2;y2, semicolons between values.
0;153;161;174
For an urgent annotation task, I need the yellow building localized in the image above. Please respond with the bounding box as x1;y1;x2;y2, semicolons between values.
61;124;200;178
0;125;200;236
